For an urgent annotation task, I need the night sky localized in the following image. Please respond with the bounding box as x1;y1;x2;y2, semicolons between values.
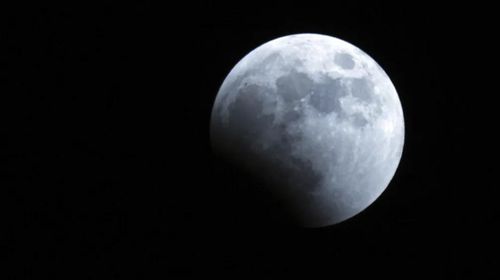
1;1;498;278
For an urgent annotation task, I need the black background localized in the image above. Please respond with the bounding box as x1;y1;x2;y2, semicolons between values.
1;1;497;278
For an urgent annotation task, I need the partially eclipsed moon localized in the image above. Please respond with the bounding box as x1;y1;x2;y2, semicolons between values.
210;34;404;227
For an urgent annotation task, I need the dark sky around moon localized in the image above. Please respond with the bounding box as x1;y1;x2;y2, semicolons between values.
1;1;497;278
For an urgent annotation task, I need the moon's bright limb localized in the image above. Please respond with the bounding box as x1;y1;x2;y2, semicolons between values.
210;34;404;227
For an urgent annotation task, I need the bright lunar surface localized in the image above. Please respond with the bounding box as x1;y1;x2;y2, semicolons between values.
210;34;404;227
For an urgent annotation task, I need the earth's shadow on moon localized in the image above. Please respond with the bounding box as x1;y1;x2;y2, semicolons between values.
210;152;372;229
210;153;300;228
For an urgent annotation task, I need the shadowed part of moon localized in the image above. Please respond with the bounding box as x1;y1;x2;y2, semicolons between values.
265;132;323;193
226;84;275;143
223;76;324;197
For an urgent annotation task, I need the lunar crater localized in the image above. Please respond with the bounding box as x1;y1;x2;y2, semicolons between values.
349;77;376;103
276;70;313;104
308;76;345;114
335;52;355;69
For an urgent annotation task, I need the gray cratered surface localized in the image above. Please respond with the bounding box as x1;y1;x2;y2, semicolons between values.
210;34;404;227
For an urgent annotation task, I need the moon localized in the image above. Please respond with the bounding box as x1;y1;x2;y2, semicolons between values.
210;34;404;227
